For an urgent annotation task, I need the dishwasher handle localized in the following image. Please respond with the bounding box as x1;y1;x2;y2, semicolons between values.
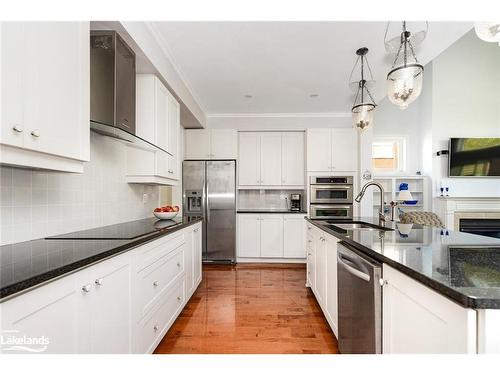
338;253;371;282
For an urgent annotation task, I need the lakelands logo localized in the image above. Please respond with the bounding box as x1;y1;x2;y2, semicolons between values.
1;330;50;353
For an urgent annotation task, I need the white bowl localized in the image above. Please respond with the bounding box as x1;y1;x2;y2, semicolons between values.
153;211;178;220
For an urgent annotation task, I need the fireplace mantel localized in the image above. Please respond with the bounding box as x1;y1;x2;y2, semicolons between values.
435;196;500;230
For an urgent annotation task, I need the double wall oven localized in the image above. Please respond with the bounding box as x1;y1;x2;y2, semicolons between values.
309;176;354;220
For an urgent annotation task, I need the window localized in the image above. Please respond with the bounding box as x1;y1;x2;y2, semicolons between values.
372;137;407;173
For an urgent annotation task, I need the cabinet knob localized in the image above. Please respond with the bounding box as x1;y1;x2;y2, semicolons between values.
82;284;92;293
30;129;40;138
379;278;388;287
177;296;182;302
177;262;181;267
12;125;24;133
307;239;312;243
153;324;159;332
193;228;199;233
95;278;103;286
307;252;312;256
153;281;159;287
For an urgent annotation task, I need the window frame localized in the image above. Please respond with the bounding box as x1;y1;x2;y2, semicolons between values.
372;136;408;175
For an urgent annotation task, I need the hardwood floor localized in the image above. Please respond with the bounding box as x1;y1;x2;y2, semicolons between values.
154;264;339;354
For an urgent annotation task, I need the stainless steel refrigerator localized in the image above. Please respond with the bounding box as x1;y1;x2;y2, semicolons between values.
182;160;236;263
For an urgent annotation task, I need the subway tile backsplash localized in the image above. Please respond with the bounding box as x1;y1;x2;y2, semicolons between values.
0;132;159;245
238;189;305;210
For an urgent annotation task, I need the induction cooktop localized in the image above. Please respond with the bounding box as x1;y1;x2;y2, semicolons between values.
46;217;182;240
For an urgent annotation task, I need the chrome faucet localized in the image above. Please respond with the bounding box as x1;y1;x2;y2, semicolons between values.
355;181;387;225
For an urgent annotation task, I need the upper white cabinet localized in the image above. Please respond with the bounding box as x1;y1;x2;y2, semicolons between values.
382;264;477;354
0;22;90;173
185;129;237;160
306;128;358;172
127;74;180;185
238;131;305;188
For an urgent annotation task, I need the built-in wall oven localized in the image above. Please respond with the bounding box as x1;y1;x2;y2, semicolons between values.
309;176;354;220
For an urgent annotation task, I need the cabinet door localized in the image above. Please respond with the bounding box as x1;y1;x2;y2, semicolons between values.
260;215;284;258
0;22;25;148
237;214;261;257
260;132;282;186
185;129;211;159
306;226;316;290
87;253;132;354
238;132;261;186
167;94;180;179
281;132;304;186
325;235;338;336
314;232;326;306
210;129;237;159
0;273;82;354
23;22;89;160
382;264;476;354
306;129;332;172
193;225;203;287
283;216;305;258
332;128;358;171
184;225;195;297
155;79;169;151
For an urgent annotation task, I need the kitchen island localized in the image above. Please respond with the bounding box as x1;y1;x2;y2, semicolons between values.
305;217;500;354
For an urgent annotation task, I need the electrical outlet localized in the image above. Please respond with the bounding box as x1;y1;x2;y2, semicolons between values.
142;193;148;204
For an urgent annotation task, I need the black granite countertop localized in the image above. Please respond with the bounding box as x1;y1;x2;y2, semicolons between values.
0;216;202;301
306;217;500;309
237;209;307;214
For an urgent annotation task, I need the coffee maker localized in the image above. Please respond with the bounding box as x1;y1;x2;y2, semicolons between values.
290;194;302;212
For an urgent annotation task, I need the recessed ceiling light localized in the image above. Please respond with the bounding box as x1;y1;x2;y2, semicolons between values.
310;94;319;98
244;94;253;98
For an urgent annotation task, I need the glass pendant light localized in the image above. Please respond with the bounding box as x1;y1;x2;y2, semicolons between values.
350;47;376;130
474;22;500;46
386;21;424;110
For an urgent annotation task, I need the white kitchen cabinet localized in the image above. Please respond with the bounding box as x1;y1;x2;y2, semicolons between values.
324;235;339;337
260;132;282;186
238;132;261;186
237;214;261;257
306;128;358;172
0;22;90;173
192;224;203;290
238;131;304;188
282;132;305;186
306;225;316;290
260;214;284;258
184;129;238;160
127;74;180;185
382;264;477;354
0;272;82;353
283;215;306;258
185;223;203;297
314;232;327;306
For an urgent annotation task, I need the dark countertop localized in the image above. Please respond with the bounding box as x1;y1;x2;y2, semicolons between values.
306;217;500;309
237;209;307;214
0;216;202;301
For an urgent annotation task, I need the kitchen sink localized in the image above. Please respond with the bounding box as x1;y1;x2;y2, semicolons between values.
324;221;393;232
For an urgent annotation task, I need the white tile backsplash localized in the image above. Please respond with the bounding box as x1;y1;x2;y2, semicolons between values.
0;132;160;245
238;189;305;210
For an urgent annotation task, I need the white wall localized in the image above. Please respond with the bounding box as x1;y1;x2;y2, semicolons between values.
429;30;500;198
0;133;160;245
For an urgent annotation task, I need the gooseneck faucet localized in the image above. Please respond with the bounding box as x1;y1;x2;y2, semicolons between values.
355;181;386;225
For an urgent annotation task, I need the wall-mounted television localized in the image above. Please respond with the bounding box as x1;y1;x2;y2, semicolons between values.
449;138;500;177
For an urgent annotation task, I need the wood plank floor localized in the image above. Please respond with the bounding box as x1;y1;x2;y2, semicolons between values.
154;264;339;354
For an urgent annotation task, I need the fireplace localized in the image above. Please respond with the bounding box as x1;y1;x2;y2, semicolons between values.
459;218;500;239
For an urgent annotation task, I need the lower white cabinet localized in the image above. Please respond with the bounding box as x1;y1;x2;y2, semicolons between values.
0;223;202;354
306;224;339;338
237;214;306;260
382;264;477;354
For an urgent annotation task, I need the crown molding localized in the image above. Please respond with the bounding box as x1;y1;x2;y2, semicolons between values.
206;112;352;119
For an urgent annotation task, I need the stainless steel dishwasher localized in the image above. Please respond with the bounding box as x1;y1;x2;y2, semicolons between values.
337;242;382;354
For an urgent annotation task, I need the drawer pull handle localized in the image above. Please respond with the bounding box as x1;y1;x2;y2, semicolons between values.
12;125;24;133
308;252;312;256
153;281;159;287
82;284;91;293
153;324;159;332
95;278;103;286
30;129;40;137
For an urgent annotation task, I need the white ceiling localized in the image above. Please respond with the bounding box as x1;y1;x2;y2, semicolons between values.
150;21;471;116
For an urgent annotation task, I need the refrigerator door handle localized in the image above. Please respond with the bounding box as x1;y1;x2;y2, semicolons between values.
205;167;210;223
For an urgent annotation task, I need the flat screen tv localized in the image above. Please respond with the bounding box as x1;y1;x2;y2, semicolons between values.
449;138;500;177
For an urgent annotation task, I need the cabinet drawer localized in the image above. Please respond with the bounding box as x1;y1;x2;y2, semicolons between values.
134;231;185;271
135;244;185;319
139;277;186;354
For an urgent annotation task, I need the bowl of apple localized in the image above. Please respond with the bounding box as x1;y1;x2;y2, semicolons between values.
153;205;180;220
